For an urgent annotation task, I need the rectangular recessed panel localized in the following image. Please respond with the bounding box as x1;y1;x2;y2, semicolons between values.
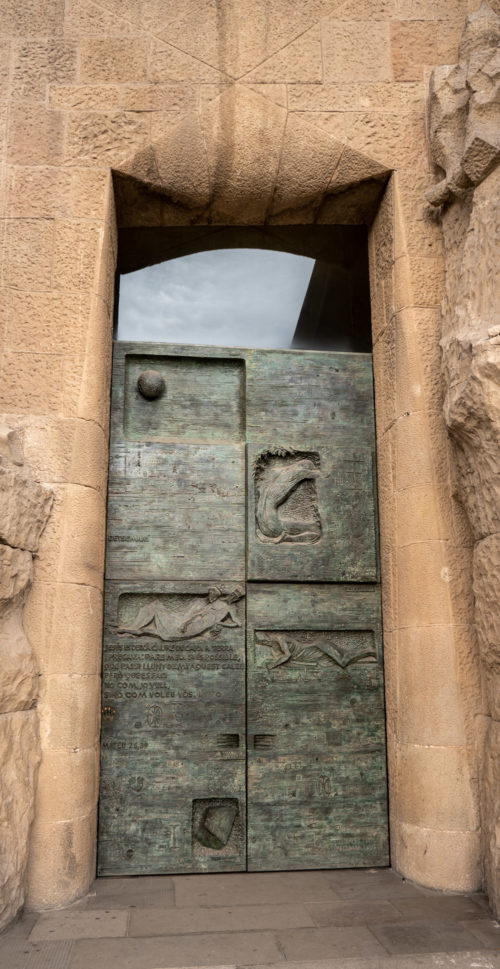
246;584;389;872
247;444;378;582
192;797;242;859
124;353;245;444
106;442;245;581
98;581;246;875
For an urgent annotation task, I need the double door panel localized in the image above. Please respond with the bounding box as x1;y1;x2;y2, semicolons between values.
98;343;388;875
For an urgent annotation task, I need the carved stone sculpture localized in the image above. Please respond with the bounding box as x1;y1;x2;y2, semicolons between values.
0;426;53;932
258;631;377;669
119;586;244;641
426;1;500;916
426;2;500;208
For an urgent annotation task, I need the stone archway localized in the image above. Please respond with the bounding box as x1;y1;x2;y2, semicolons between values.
19;84;482;915
113;85;390;226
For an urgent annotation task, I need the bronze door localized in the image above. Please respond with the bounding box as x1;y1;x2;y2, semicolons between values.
98;343;388;875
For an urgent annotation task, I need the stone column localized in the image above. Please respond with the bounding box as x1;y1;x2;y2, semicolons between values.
370;175;483;894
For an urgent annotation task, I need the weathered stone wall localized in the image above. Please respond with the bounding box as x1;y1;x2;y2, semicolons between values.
0;0;492;922
0;427;52;932
426;1;500;914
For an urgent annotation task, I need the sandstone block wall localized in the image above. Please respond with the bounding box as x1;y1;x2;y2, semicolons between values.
0;0;494;923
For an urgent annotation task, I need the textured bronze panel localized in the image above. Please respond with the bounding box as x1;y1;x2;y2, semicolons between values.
245;349;377;581
106;442;246;581
246;584;389;871
124;353;245;444
247;443;377;582
98;581;246;876
106;344;246;582
246;349;375;448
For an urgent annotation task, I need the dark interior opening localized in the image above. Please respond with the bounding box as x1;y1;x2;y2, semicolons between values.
116;225;372;353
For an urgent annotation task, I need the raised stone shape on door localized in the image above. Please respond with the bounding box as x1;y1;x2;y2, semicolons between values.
253;447;323;545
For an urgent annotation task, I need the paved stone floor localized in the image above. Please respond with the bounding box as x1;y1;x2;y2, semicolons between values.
1;869;500;969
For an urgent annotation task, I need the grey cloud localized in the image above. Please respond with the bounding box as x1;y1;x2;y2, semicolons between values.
117;248;314;348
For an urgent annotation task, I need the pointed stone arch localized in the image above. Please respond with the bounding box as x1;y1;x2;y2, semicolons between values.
113;84;390;227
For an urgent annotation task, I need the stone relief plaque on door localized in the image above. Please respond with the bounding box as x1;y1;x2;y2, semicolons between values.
253;447;323;545
247;443;377;582
254;629;378;670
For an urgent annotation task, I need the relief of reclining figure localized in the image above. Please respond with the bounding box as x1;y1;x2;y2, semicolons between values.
118;587;244;641
260;632;377;669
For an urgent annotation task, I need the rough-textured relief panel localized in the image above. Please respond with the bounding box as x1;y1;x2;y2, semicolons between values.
124;354;245;444
426;0;500;916
246;584;388;872
254;629;378;670
116;586;245;646
0;425;53;932
247;443;378;583
192;797;242;859
106;345;246;583
253;448;323;546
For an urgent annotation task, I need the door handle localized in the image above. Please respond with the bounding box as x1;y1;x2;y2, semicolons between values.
252;734;275;749
216;733;276;749
216;733;240;748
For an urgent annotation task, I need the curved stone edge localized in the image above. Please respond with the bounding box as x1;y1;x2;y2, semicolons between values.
426;1;500;917
112;84;390;228
0;425;53;933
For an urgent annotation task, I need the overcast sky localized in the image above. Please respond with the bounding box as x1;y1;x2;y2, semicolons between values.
117;248;314;348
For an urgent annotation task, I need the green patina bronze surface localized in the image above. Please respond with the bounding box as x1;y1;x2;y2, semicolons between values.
247;583;387;871
98;343;388;876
